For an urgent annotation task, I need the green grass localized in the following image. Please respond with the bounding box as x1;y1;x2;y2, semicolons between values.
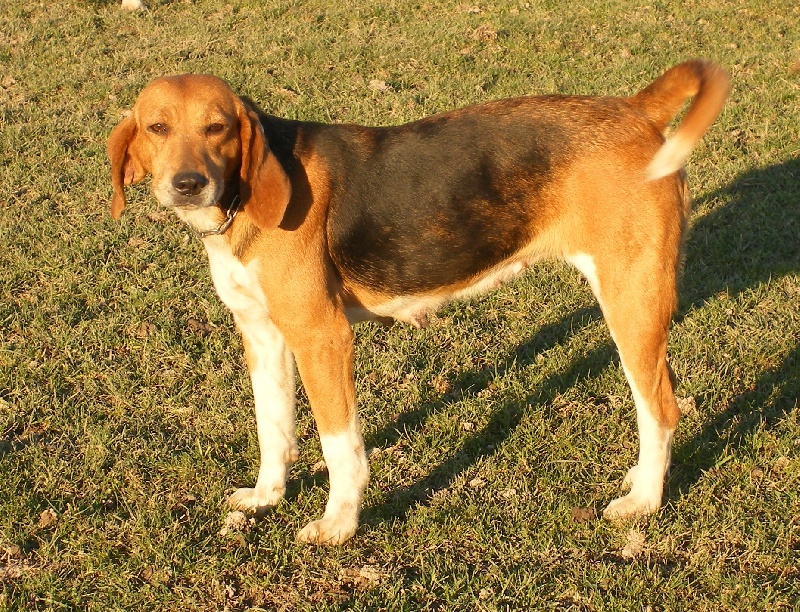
1;0;799;609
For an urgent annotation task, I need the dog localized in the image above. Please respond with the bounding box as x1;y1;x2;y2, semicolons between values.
107;60;729;545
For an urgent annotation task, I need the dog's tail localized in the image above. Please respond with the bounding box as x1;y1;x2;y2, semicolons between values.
630;59;730;181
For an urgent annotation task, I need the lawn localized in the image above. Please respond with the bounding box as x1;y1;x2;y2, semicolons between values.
0;0;798;609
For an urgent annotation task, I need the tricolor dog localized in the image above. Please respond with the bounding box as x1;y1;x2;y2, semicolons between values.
107;60;729;544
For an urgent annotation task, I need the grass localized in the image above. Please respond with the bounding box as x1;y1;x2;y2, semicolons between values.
1;0;799;609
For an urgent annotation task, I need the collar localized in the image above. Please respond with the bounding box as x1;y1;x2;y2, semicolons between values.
195;193;242;239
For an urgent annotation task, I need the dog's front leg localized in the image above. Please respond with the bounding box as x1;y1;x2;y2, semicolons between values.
286;314;369;545
226;311;298;512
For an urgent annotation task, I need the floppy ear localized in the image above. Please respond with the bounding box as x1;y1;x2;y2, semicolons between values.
107;114;147;220
239;108;291;230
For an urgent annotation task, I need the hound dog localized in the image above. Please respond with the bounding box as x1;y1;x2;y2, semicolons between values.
107;60;729;545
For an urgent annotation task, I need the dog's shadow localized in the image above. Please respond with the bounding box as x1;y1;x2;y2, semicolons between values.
361;157;800;526
671;158;800;490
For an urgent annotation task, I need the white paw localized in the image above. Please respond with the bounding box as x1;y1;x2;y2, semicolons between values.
296;514;358;546
226;485;284;513
621;464;639;491
603;492;659;520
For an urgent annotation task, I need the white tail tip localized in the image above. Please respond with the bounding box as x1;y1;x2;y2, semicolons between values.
645;135;693;181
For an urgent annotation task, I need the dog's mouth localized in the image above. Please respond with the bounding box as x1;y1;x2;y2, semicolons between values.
169;197;215;210
154;174;224;210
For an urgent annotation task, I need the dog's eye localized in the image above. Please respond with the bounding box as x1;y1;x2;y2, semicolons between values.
206;123;225;134
148;123;168;135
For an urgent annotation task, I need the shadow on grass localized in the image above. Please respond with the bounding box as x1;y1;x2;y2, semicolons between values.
362;308;612;525
670;157;800;492
679;157;800;312
366;306;601;450
671;343;800;493
363;157;800;525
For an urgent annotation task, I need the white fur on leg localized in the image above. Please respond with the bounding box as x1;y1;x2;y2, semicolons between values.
565;252;672;519
227;315;298;512
604;371;673;519
620;464;638;491
200;242;299;513
565;252;606;312
297;424;369;545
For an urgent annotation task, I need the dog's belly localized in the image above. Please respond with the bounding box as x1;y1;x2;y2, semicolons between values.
343;258;530;327
331;200;536;296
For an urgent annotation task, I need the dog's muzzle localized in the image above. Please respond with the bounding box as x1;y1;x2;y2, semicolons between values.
172;172;209;197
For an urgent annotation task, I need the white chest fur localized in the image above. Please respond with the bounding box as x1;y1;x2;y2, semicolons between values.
201;235;268;317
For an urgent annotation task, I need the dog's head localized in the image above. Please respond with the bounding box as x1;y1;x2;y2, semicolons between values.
107;74;291;229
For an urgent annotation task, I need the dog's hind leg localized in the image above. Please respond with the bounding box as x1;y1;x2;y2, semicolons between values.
567;249;680;519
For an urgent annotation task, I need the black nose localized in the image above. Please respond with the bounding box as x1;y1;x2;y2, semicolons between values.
172;172;208;196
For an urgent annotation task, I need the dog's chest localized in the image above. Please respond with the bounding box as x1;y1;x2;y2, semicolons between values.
202;237;268;316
